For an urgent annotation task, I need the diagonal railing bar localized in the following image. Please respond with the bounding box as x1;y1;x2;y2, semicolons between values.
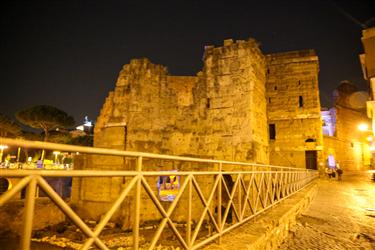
141;175;190;250
239;174;249;219
222;174;241;227
264;173;273;207
285;172;290;196
290;172;294;194
241;173;255;218
296;173;299;190
274;172;281;201
262;174;270;208
263;174;269;208
35;176;109;250
280;172;285;198
266;173;273;206
190;175;220;244
290;173;294;193
220;175;234;227
237;174;242;221
0;175;32;206
81;176;138;250
279;172;283;199
190;174;220;246
286;172;292;195
273;173;279;202
253;173;265;212
21;176;37;250
271;173;278;204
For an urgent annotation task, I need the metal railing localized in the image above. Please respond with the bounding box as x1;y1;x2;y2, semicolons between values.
0;137;318;250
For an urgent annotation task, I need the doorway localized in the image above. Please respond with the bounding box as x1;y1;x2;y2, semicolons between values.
305;150;317;170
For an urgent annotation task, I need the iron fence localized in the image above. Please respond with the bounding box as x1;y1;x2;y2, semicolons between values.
0;137;318;250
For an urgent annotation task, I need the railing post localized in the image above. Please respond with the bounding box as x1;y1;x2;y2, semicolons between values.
238;173;242;221
134;156;142;250
21;176;37;250
218;162;222;244
187;173;192;248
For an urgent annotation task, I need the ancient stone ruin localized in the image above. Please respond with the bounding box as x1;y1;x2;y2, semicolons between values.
72;38;323;226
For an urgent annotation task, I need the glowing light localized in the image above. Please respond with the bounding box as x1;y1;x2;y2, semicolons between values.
370;146;375;151
53;151;61;164
358;123;369;132
367;136;373;141
76;125;84;131
0;145;8;162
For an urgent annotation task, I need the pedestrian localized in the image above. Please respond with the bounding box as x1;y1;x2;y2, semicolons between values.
325;166;333;179
336;162;343;181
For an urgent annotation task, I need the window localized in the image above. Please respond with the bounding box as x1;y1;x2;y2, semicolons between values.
206;98;210;108
305;138;316;142
269;124;276;140
299;96;303;108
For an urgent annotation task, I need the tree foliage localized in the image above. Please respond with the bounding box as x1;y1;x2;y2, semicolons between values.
69;135;93;146
16;105;75;141
0;113;22;137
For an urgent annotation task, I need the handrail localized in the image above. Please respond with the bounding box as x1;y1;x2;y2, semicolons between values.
0;137;308;170
0;138;318;250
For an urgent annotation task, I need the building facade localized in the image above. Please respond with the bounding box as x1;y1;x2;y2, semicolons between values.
322;81;370;171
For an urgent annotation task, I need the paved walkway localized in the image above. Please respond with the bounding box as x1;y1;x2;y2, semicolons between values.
278;171;375;250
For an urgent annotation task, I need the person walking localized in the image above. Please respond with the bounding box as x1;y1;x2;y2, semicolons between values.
325;166;333;179
336;162;343;181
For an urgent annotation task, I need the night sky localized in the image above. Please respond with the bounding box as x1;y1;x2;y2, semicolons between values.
1;0;374;126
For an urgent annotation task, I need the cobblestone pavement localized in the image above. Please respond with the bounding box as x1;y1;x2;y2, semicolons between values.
278;171;375;250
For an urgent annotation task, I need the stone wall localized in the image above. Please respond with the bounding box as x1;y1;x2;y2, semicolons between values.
0;198;65;236
194;39;268;162
71;39;321;228
266;50;323;169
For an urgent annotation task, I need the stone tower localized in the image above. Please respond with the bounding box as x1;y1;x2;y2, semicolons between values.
94;39;269;163
266;50;323;169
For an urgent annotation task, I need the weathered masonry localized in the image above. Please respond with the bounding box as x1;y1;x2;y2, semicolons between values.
94;39;270;164
72;38;322;225
266;50;323;169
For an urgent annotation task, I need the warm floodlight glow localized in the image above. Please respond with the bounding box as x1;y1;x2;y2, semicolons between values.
358;123;369;132
53;151;61;164
370;146;375;152
0;145;8;162
367;136;373;141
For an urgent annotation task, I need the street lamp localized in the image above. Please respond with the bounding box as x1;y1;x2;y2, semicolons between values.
358;123;370;132
53;151;60;164
358;123;374;168
0;145;8;163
